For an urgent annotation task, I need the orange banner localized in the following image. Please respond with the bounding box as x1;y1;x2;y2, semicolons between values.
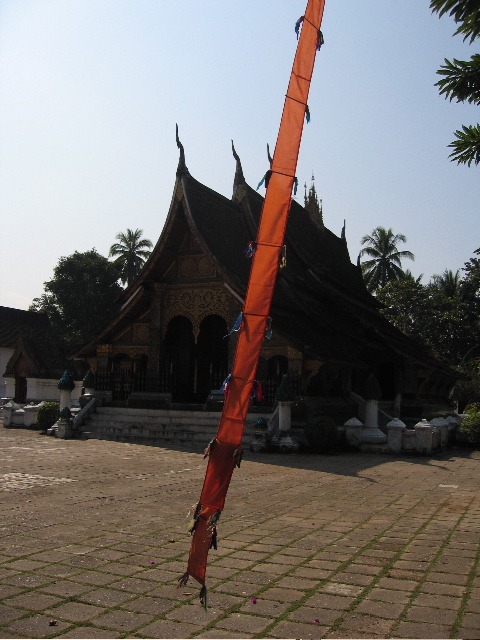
182;0;326;598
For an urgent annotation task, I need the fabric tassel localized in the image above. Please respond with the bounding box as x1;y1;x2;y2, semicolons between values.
252;381;264;402
244;241;257;258
256;173;267;190
187;502;201;519
208;526;218;550
279;245;287;269
188;517;199;535
220;374;231;396
265;316;273;340
187;503;202;534
200;585;208;611
256;170;272;190
317;30;324;50
293;177;299;195
177;571;189;588
233;444;244;468
305;104;310;123
224;313;243;338
203;438;216;459
295;15;304;39
208;510;221;530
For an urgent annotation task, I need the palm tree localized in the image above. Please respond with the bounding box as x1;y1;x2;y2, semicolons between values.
398;269;423;284
360;226;415;292
109;228;153;286
430;269;463;298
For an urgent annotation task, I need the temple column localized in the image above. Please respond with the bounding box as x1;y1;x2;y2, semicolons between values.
361;373;387;445
148;283;166;380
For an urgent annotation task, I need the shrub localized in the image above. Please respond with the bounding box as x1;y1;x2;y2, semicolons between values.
459;409;480;447
303;415;338;453
36;402;60;430
464;402;480;414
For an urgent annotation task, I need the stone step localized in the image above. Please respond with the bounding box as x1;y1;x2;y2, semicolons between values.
88;413;225;427
95;406;225;419
77;407;270;449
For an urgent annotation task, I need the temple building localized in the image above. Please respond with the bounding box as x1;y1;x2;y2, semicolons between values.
0;306;85;403
72;142;457;423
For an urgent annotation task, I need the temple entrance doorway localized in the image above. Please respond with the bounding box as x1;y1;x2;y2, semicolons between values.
163;314;228;403
196;314;228;402
14;376;27;403
164;316;196;402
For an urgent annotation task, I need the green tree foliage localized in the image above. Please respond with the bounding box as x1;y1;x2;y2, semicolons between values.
459;403;480;445
376;247;480;409
430;268;463;297
431;0;480;165
109;228;153;286
452;359;480;411
30;250;123;349
463;247;480;309
360;227;415;292
377;277;477;365
398;269;423;283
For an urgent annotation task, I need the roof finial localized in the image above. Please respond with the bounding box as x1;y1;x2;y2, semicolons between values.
232;140;245;199
176;124;188;175
232;141;244;178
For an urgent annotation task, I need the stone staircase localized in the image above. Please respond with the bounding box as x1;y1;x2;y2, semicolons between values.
77;406;271;450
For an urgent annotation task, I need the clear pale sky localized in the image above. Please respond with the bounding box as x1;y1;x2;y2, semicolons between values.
1;0;479;310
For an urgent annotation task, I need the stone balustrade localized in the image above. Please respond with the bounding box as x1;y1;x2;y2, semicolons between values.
2;402;43;427
343;416;457;454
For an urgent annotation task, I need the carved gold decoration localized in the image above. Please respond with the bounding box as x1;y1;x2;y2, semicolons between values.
97;344;113;356
134;324;149;343
179;257;197;278
234;184;245;201
178;255;216;279
260;346;289;359
163;285;229;338
198;256;216;276
112;346;148;359
287;346;302;359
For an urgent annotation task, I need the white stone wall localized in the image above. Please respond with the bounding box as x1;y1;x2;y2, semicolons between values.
2;376;83;403
26;378;83;402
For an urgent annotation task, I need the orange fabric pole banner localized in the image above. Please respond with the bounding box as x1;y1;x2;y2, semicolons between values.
180;0;326;604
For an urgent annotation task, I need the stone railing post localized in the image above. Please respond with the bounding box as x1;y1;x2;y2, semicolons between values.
362;399;387;445
278;401;292;433
344;417;364;448
387;418;406;453
414;419;433;454
430;417;449;449
2;403;13;427
23;405;39;427
57;370;75;411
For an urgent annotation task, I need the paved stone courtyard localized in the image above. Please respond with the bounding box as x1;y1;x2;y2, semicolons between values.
1;426;480;639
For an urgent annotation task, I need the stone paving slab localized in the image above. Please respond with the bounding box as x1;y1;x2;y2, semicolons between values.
1;426;480;638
